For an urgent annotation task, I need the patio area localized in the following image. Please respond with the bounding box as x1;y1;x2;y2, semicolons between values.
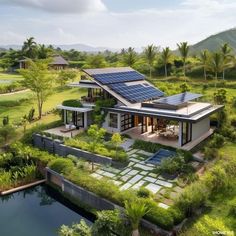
123;126;179;149
45;126;85;138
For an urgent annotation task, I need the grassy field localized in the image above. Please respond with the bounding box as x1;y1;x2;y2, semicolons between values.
0;87;86;123
0;71;24;84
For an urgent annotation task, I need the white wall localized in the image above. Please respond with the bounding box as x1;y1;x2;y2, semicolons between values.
102;112;121;133
192;117;210;141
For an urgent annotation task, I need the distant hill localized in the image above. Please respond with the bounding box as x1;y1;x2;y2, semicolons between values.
190;28;236;54
0;43;118;52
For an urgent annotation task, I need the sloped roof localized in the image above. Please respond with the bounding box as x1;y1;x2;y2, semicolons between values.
50;55;69;65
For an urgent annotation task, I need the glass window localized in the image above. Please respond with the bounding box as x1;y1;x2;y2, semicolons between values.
109;113;118;128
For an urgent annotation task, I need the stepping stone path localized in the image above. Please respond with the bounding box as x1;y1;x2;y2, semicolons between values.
137;150;154;157
120;139;134;151
134;163;154;171
128;170;139;176
96;170;105;175
128;175;143;185
120;183;132;190
145;183;162;194
158;203;170;209
144;176;157;183
120;175;130;182
129;158;140;163
102;172;116;178
113;180;122;186
91;173;103;180
120;168;131;175
148;173;158;178
140;171;148;176
128;162;135;167
132;180;146;190
127;149;138;155
155;179;173;188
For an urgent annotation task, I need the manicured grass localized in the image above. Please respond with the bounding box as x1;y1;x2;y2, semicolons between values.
0;87;86;122
0;72;24;84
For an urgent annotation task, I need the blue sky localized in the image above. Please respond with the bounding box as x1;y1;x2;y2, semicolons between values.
0;0;235;49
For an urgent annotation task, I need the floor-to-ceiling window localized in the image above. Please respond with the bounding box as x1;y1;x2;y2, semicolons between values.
181;122;192;146
121;114;134;132
65;111;84;128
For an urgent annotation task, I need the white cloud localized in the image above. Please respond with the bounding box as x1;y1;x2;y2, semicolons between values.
0;0;106;13
0;0;236;48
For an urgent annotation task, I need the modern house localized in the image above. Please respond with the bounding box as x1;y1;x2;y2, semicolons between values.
57;67;223;150
19;55;68;70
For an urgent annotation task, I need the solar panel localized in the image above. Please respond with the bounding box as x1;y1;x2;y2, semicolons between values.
92;71;145;85
154;92;202;106
109;82;164;103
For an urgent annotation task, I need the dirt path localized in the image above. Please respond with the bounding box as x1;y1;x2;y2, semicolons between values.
0;89;30;96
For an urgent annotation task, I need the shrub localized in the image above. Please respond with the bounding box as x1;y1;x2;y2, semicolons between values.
228;197;236;217
48;158;74;175
137;187;151;198
62;99;82;108
203;147;219;160
208;133;225;148
175;182;209;217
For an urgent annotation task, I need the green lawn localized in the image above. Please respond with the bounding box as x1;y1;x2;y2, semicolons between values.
0;72;24;84
0;87;86;123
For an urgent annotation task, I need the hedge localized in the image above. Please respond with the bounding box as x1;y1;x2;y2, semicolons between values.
62;99;82;108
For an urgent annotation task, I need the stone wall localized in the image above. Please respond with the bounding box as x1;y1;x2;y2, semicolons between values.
45;167;173;236
33;134;112;165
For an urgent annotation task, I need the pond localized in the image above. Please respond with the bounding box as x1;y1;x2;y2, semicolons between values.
0;185;94;236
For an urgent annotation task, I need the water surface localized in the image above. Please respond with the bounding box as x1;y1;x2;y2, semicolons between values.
0;185;93;236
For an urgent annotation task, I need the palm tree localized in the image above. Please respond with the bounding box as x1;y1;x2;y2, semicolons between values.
123;47;137;67
22;37;37;59
208;52;224;88
144;44;157;78
161;47;172;77
125;200;149;236
199;50;209;80
38;44;49;59
221;43;232;80
177;42;189;79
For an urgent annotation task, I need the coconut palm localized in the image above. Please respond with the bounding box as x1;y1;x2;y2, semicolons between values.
208;52;224;88
177;42;189;79
125;200;149;236
161;47;172;77
221;43;232;80
144;44;157;78
22;37;37;59
199;50;209;80
123;47;137;67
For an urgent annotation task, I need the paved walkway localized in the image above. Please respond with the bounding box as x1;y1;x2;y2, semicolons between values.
120;138;134;151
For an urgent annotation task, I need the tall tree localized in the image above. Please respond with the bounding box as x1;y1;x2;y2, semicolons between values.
125;200;149;236
22;37;37;59
19;59;54;119
38;44;50;59
208;52;224;88
123;47;137;67
221;43;232;80
144;44;157;78
161;47;172;77
177;42;189;79
199;50;209;80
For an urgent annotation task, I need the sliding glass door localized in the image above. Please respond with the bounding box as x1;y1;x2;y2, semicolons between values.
181;122;192;146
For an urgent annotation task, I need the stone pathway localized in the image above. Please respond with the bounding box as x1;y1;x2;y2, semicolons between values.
90;148;179;209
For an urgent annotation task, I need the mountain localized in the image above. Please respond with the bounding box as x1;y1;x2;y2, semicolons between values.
0;43;119;52
190;28;236;53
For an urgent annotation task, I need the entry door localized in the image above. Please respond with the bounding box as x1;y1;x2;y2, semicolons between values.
181;122;192;146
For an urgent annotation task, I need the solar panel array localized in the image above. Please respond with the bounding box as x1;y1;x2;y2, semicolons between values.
154;92;202;106
109;82;164;103
92;71;145;85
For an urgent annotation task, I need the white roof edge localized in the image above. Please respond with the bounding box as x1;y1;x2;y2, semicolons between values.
57;105;93;112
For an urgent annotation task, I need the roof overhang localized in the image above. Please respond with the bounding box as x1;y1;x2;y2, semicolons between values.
57;105;93;112
68;81;101;89
105;105;224;123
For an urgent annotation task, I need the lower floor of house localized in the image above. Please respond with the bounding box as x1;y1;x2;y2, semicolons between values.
60;108;212;150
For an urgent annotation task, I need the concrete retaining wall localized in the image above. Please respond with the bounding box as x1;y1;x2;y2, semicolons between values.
33;134;112;166
45;167;173;236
